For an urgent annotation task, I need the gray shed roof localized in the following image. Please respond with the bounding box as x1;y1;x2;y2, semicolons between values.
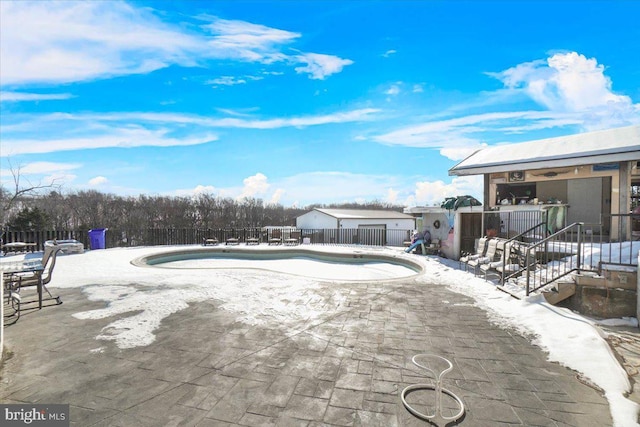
313;208;414;220
449;125;640;176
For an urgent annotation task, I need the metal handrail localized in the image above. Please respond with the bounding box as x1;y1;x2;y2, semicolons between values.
500;222;547;284
525;222;584;296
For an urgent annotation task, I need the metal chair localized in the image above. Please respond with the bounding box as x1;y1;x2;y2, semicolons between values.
10;245;62;307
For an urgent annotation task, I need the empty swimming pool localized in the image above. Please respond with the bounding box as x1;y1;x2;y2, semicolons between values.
132;247;422;281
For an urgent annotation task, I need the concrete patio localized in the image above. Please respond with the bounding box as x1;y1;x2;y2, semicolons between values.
2;274;613;426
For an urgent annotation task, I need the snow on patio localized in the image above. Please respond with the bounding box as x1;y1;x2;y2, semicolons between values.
3;244;639;426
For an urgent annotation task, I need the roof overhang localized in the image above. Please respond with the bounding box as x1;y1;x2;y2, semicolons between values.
449;125;640;176
404;206;480;214
450;150;640;176
312;208;414;220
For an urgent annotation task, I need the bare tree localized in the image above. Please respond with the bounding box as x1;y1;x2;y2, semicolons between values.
0;160;62;228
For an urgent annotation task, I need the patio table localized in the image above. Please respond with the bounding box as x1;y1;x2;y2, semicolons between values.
1;242;37;255
1;260;45;309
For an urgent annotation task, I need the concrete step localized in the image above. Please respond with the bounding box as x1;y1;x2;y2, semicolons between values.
543;282;576;305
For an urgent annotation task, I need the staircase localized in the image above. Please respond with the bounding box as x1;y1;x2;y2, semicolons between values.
542;281;576;305
524;222;586;296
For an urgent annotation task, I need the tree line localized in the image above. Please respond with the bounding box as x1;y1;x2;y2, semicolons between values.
0;188;404;231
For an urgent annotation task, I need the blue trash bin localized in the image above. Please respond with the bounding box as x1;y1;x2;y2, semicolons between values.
88;228;107;250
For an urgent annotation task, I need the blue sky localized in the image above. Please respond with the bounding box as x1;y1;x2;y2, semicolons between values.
1;1;639;207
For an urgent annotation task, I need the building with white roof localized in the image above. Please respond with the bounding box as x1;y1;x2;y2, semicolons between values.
296;208;415;246
449;125;640;240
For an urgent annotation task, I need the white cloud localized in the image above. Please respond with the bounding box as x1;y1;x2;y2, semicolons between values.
490;52;631;112
407;175;484;207
41;108;380;129
45;172;77;187
385;84;401;96
89;176;108;186
20;161;81;174
193;185;217;195
382;49;397;58
412;84;424;93
168;171;479;208
375;52;639;157
205;74;263;88
1;128;218;156
1;91;74;102
172;176;274;203
488;51;639;130
1;108;379;155
294;53;354;80
173;185;218;197
275;171;402;206
215;107;260;117
269;188;285;204
386;188;399;204
0;1;201;85
238;173;270;199
204;18;298;63
207;76;247;86
374;111;557;156
0;162;81;191
439;143;487;161
0;2;352;86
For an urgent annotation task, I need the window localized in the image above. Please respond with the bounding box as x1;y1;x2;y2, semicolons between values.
496;183;536;205
632;181;640;211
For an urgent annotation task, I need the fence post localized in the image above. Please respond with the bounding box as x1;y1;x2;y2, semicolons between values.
525;247;532;296
576;222;583;274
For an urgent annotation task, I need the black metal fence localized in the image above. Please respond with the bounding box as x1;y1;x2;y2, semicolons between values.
482;208;555;241
299;228;411;246
1;227;414;251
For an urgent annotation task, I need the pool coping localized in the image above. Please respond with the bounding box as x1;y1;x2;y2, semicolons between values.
130;245;425;282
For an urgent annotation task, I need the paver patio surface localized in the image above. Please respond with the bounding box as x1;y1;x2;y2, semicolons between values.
2;275;612;426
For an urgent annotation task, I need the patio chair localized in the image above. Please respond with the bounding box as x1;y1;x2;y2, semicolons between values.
3;279;21;323
225;236;240;245
10;245;63;306
246;234;260;245
268;229;283;245
480;240;517;281
403;231;413;248
284;230;301;246
423;239;441;255
203;237;219;246
466;238;499;275
459;237;490;270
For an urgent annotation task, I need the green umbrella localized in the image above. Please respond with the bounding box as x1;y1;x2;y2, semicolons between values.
441;195;481;211
440;197;457;210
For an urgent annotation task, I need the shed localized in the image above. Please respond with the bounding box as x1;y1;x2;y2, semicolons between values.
296;208;415;246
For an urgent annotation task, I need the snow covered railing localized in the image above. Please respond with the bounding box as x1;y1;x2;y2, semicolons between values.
524;222;640;295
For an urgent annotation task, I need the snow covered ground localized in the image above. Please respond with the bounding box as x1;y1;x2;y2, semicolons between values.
2;244;639;426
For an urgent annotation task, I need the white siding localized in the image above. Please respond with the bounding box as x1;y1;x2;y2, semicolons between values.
339;218;414;229
296;211;415;246
296;211;337;229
